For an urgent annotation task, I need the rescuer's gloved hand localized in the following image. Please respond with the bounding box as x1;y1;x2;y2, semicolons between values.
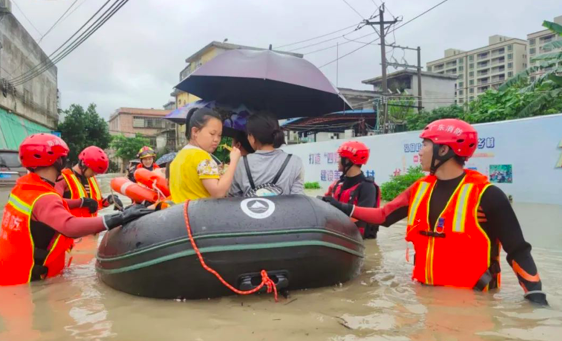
103;205;154;230
80;198;99;214
321;196;354;216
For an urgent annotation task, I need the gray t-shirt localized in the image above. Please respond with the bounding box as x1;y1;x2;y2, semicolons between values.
229;149;304;197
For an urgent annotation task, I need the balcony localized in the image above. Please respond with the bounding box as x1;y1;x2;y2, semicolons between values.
478;79;490;86
477;62;489;69
446;69;458;75
491;57;505;66
491;75;506;83
491;48;505;57
446;62;457;68
491;66;505;74
477;53;490;60
478;86;490;93
477;70;490;77
433;64;445;71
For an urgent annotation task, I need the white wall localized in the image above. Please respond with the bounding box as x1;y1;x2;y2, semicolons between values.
283;114;562;205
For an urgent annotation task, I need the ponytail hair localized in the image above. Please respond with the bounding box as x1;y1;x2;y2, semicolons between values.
185;107;221;140
246;111;285;148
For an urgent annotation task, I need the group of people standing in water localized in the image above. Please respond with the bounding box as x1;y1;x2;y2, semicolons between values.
0;106;549;307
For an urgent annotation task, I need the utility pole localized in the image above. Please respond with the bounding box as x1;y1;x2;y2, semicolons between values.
417;46;422;113
364;4;398;133
385;43;423;113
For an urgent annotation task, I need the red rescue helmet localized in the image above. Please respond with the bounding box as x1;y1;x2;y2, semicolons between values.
19;133;69;168
419;119;478;159
337;141;370;165
137;146;156;159
79;146;109;174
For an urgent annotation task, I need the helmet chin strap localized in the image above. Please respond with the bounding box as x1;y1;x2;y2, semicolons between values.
430;144;455;175
340;158;354;180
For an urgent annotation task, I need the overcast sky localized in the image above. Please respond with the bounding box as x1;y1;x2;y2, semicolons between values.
11;0;561;119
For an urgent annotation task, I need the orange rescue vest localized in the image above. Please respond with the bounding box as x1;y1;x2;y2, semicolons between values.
0;173;74;286
61;168;103;217
405;170;500;290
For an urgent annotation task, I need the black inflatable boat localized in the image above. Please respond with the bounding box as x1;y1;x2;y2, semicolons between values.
96;195;364;299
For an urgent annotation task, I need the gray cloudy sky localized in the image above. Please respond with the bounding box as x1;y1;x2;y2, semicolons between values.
12;0;561;119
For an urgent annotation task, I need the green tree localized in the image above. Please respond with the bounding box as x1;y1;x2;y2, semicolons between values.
380;166;425;201
110;134;150;163
405;105;464;131
57;104;112;163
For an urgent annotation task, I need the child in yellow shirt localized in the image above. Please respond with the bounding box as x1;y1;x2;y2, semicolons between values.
169;108;241;202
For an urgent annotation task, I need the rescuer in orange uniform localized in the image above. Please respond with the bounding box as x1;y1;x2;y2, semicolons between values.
323;119;548;305
56;146;123;216
0;134;152;286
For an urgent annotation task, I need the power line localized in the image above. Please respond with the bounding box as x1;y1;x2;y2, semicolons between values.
12;0;129;86
303;31;377;55
11;0;114;83
317;0;451;68
288;26;362;52
11;0;44;37
341;0;365;20
61;0;91;24
38;0;80;43
276;23;360;49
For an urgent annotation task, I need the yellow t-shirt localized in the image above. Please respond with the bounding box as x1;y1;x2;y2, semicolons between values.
169;145;220;203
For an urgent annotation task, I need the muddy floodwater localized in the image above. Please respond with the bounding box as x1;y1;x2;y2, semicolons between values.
0;174;561;341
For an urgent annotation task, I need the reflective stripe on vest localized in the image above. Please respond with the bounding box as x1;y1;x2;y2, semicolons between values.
407;181;430;226
452;183;474;233
88;177;102;201
8;194;32;215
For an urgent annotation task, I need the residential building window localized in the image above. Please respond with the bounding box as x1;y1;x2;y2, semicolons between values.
457;74;463;79
459;58;464;64
469;71;474;77
529;39;535;46
133;116;168;129
508;72;513;77
508;53;513;60
470;88;474;94
469;55;474;61
459;66;464;71
459;90;464;96
469;79;474;85
459;81;464;88
508;62;513;69
470;96;475;101
459;99;464;104
469;63;474;69
530;47;536;55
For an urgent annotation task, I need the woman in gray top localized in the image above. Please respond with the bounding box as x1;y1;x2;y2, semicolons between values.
229;112;304;197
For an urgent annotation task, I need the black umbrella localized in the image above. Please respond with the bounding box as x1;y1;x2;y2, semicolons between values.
175;49;351;119
155;152;177;167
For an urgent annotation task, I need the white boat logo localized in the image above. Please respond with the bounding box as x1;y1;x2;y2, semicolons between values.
241;198;276;219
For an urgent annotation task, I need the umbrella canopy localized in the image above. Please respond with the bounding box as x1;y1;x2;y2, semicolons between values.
155;152;177;167
175;49;351;119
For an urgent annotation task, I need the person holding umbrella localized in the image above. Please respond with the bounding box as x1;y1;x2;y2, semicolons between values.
169;108;241;202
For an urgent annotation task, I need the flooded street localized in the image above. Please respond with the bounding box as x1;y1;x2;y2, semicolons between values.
1;175;561;341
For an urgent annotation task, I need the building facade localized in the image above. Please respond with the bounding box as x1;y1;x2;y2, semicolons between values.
528;15;562;81
426;35;528;105
108;108;174;149
362;70;457;111
0;0;59;150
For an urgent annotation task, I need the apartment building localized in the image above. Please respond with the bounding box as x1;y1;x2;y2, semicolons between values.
528;15;562;81
427;35;527;104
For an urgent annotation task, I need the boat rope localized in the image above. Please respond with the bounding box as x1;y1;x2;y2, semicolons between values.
182;200;278;302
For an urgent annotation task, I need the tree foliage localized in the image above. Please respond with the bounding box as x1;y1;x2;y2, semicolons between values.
380;166;425;201
57;104;112;163
110;134;150;162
